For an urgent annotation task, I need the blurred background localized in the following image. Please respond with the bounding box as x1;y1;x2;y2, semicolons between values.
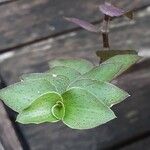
0;0;150;150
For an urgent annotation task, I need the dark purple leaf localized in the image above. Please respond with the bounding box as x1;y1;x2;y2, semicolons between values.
99;2;125;17
99;2;133;19
64;17;100;33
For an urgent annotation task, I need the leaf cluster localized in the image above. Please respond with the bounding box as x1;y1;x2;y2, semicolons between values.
0;55;140;129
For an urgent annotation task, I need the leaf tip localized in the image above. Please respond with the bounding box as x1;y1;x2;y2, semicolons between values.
16;114;24;124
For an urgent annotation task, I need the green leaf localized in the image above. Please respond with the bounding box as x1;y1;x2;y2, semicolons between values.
62;88;116;129
0;79;56;112
69;79;129;107
102;54;141;77
21;73;70;94
80;54;140;82
16;92;63;124
49;59;94;74
48;66;81;82
52;101;65;120
96;50;137;62
80;63;122;82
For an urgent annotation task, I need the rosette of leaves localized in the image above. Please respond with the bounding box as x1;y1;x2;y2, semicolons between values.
0;54;140;129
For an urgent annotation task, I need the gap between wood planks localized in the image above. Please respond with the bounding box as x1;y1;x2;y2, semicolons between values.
0;75;30;150
0;0;18;6
102;130;150;150
0;3;149;55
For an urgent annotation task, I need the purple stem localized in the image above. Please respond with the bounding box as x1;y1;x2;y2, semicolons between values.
101;15;110;49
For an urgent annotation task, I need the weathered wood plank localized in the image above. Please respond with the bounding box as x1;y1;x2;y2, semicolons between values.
0;94;23;150
0;78;23;150
0;141;4;150
0;0;13;3
120;137;150;150
0;7;150;83
0;0;150;51
0;8;150;150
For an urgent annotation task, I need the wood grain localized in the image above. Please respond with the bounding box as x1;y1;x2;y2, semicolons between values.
120;137;150;150
0;7;150;150
0;0;149;51
0;101;23;150
0;141;4;150
0;0;13;4
0;7;150;83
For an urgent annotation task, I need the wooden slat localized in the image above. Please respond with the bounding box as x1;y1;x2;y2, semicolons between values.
0;0;13;3
0;96;23;150
0;0;150;52
0;7;150;150
0;141;4;150
0;78;23;150
120;137;150;150
0;7;150;83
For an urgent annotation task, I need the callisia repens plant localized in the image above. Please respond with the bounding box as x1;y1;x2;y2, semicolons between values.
0;55;140;129
0;2;141;129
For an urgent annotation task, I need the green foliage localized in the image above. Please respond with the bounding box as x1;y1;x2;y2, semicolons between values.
21;73;69;94
0;55;140;129
62;88;116;129
48;66;81;82
69;79;129;107
96;50;137;62
0;79;56;112
17;92;63;124
49;59;94;74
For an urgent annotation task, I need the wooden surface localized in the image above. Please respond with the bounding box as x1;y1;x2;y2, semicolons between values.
0;0;150;52
0;0;14;4
120;137;150;150
0;100;22;150
0;7;150;83
0;141;4;150
0;78;22;150
0;0;150;150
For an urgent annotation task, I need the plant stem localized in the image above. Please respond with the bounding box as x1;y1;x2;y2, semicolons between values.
101;15;110;49
98;0;111;64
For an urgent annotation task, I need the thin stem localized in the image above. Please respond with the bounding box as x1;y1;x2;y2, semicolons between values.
98;0;112;64
101;15;110;49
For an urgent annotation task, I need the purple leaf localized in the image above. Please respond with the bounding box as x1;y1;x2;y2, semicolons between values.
99;2;125;17
64;17;100;33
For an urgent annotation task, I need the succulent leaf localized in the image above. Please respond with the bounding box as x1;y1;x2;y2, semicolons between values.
69;79;129;107
80;63;122;82
48;66;81;82
52;101;65;120
21;73;70;94
80;55;140;82
62;88;116;129
49;59;94;74
102;54;141;77
0;79;56;112
16;92;63;124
